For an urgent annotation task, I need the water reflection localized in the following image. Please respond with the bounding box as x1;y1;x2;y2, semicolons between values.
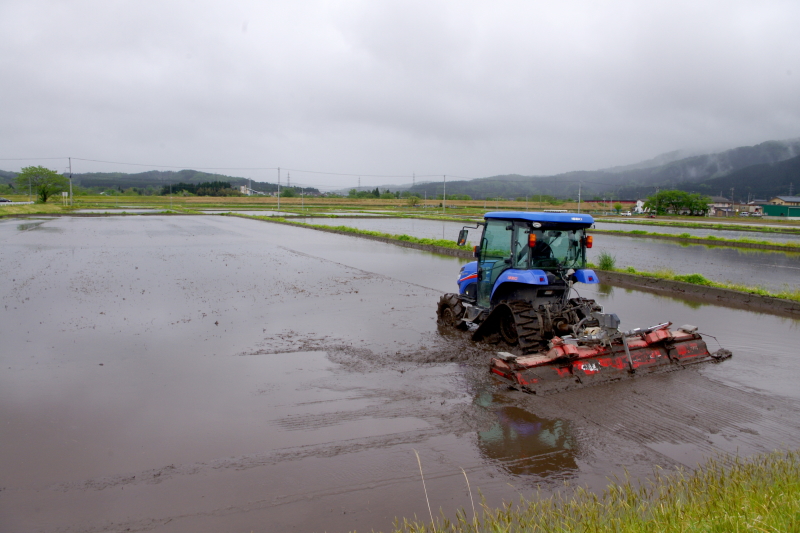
17;220;61;233
596;283;614;297
475;392;576;477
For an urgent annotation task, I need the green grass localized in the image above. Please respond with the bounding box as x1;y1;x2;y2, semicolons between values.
597;251;616;270
390;449;800;533
0;203;67;216
609;266;800;302
237;214;464;250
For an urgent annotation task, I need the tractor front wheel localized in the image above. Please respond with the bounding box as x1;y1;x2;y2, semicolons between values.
437;293;466;329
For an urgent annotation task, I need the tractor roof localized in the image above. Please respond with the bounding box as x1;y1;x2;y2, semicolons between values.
483;211;594;225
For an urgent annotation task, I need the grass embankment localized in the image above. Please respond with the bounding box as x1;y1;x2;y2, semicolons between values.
0;203;68;216
597;218;800;234
392;449;800;533
239;214;800;303
595;229;800;251
240;214;464;250
592;253;800;303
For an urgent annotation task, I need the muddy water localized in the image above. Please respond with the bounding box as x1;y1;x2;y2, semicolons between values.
1;216;799;533
299;217;800;292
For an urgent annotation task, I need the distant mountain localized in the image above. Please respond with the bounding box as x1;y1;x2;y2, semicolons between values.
601;149;700;174
677;154;800;200
407;138;800;200
2;138;797;200
0;169;319;194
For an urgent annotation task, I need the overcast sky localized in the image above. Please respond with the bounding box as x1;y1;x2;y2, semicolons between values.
1;0;799;190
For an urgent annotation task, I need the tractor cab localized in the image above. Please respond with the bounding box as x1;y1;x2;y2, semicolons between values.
457;212;598;309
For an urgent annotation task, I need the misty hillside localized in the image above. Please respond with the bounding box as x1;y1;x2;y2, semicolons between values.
2;138;797;200
686;154;800;200
408;139;800;200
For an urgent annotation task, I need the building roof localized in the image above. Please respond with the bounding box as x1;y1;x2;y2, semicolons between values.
770;196;800;202
709;196;730;203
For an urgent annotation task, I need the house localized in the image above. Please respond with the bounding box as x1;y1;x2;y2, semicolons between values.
768;196;800;206
707;196;732;217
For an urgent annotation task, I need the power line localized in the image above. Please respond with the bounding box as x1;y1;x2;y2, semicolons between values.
281;167;444;179
0;157;69;161
72;158;279;171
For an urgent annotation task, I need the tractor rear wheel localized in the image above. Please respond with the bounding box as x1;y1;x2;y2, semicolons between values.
497;306;519;344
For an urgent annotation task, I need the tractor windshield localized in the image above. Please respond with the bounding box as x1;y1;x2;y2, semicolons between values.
513;226;587;271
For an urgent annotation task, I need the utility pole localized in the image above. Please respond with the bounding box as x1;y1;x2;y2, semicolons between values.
287;172;291;188
578;182;582;214
442;175;446;215
412;172;415;187
277;167;281;211
68;157;73;206
525;196;528;211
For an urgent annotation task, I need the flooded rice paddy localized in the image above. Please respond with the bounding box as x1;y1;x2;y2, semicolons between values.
593;221;800;244
1;215;799;533
300;217;800;292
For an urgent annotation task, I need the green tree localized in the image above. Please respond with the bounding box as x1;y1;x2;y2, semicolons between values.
14;166;68;203
643;190;710;215
613;202;622;213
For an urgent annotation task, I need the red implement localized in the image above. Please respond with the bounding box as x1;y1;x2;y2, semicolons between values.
490;326;731;395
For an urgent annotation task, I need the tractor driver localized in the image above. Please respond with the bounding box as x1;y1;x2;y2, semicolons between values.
530;231;559;268
515;229;558;268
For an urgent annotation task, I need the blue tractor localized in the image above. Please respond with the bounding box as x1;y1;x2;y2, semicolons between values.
438;211;731;394
437;211;603;353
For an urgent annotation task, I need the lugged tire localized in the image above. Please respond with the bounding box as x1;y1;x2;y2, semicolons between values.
437;293;466;329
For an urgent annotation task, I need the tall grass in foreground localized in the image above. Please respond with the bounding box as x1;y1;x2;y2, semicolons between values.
390;449;800;533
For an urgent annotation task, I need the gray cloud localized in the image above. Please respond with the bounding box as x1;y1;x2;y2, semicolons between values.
1;0;799;189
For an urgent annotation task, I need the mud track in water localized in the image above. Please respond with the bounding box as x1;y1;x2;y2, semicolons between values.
1;215;799;533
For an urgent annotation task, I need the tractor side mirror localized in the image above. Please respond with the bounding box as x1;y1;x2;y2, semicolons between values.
457;229;468;246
